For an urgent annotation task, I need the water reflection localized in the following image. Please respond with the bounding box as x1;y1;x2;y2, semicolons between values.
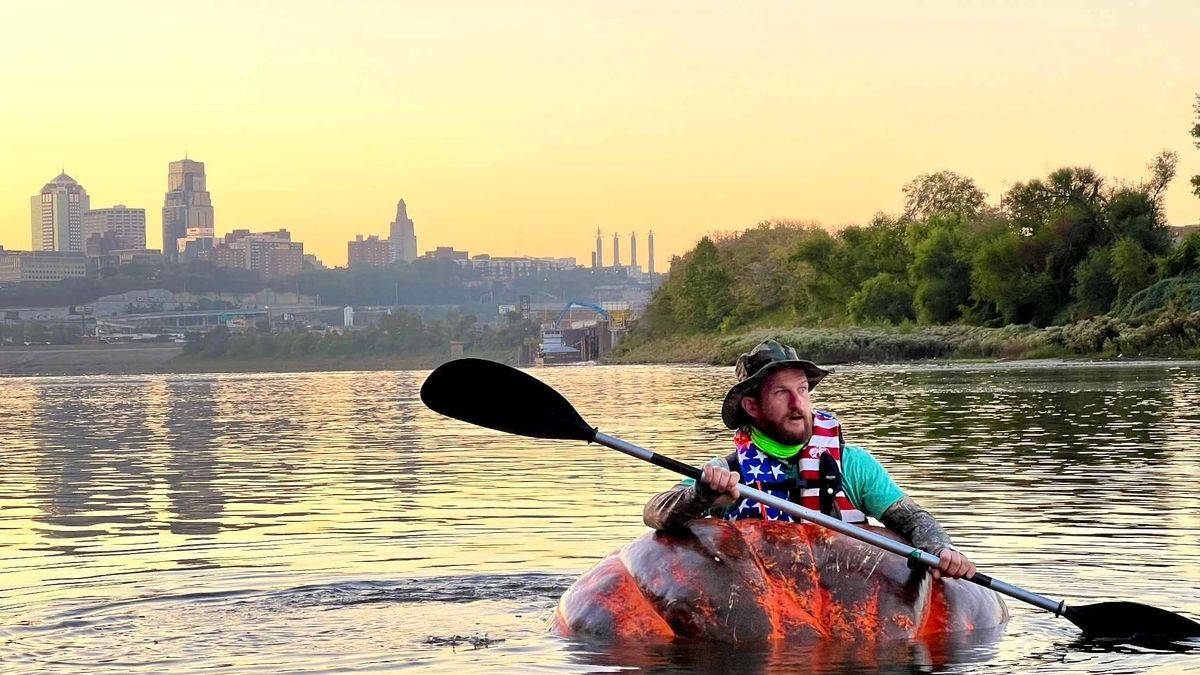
563;625;1006;674
1;362;1199;673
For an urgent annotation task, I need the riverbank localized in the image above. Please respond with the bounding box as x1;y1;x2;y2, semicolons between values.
0;343;511;377
8;314;1200;377
0;344;185;377
608;317;1200;366
168;350;511;374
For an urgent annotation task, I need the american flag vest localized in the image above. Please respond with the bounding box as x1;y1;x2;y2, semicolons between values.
725;411;866;524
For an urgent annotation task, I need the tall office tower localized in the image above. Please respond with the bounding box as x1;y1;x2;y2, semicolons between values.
612;232;620;267
647;230;655;276
594;228;602;269
162;159;214;262
84;205;147;252
388;199;418;262
30;172;90;252
630;231;638;269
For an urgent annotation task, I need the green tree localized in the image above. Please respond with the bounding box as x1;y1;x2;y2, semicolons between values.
1071;247;1117;316
908;222;971;323
674;237;736;330
1143;149;1178;206
1001;167;1105;237
902;171;988;221
1111;238;1156;302
787;229;845;319
971;234;1054;324
1107;188;1170;255
847;273;914;324
1162;231;1200;277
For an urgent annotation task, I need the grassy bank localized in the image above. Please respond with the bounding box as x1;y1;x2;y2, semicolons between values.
609;311;1200;366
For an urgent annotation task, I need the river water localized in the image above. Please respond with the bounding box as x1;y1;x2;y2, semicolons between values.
2;362;1199;673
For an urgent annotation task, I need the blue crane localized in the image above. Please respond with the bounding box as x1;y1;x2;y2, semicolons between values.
554;301;611;327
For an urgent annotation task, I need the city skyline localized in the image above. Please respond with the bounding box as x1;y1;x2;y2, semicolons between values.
2;2;1198;270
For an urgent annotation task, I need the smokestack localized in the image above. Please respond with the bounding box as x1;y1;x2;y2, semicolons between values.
648;230;656;276
595;228;603;269
591;251;597;268
630;231;638;269
613;232;620;267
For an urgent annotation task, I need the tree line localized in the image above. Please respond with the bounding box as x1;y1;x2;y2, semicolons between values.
642;152;1197;335
183;309;538;360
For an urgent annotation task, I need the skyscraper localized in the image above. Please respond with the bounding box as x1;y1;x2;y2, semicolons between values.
630;231;638;269
594;228;603;269
84;205;146;252
613;232;621;267
30;172;89;252
389;199;417;262
647;230;655;276
162;159;214;262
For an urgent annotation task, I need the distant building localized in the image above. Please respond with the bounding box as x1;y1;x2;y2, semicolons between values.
162;159;214;262
388;199;418;263
458;255;576;280
208;229;304;278
210;244;247;269
109;249;164;267
423;246;469;261
31;172;89;253
630;231;638;269
85;231;124;256
176;225;215;261
348;234;392;268
303;253;325;270
0;249;15;281
0;250;88;283
87;248;164;273
84;205;146;252
264;246;303;279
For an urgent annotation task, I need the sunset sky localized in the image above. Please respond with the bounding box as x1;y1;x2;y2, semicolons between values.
1;1;1197;270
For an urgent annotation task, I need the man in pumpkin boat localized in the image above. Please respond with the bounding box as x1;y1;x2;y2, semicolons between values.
644;339;976;580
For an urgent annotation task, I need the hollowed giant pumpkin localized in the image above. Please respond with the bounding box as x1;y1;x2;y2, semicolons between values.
552;519;1008;643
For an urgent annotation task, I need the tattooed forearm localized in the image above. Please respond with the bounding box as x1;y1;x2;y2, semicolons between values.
643;484;721;530
879;496;953;554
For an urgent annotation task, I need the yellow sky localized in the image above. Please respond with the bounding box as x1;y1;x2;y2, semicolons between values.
1;1;1198;270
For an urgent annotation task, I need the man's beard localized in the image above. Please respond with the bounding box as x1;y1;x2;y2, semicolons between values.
756;413;811;447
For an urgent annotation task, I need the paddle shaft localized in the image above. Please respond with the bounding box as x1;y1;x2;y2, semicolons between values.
594;430;1068;617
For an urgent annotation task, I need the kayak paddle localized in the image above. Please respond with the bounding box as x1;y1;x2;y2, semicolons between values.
419;358;1200;641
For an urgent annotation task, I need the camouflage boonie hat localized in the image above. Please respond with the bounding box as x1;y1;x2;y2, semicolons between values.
720;339;831;429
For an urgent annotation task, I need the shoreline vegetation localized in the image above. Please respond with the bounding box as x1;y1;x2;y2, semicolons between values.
5;313;1200;378
608;314;1200;366
610;159;1200;367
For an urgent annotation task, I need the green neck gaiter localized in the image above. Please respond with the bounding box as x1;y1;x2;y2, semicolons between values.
749;426;804;461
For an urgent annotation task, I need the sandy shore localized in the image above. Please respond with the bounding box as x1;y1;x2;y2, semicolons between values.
0;344;184;376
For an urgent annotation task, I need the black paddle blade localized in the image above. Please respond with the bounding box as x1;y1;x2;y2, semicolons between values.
1065;602;1200;640
420;358;596;442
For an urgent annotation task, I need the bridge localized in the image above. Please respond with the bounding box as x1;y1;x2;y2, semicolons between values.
95;305;342;331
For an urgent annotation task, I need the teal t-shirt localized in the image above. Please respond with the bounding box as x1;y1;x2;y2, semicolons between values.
680;445;905;520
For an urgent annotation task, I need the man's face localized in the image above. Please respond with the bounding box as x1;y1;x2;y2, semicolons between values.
741;368;813;445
